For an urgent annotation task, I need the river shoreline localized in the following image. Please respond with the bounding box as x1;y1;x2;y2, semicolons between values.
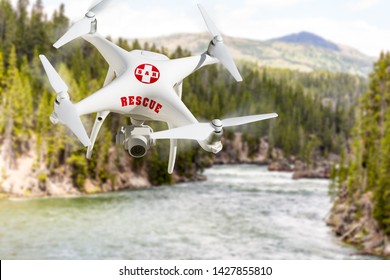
0;160;332;199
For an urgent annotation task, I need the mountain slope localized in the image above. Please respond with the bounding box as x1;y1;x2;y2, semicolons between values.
137;32;375;76
271;31;340;51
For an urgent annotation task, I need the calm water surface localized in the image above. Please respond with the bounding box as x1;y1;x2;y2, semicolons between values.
0;165;370;259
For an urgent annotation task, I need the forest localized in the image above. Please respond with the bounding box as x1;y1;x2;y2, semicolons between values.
329;52;390;256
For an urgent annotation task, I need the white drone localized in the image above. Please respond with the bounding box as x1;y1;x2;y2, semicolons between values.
40;0;278;174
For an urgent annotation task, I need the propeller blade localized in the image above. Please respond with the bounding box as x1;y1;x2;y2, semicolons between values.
152;123;214;141
152;114;278;141
214;43;243;82
197;4;220;37
39;55;68;94
57;99;91;147
39;55;90;146
223;113;278;127
53;17;93;49
198;4;242;82
88;0;112;13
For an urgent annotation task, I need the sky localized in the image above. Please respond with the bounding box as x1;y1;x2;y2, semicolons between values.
11;0;390;56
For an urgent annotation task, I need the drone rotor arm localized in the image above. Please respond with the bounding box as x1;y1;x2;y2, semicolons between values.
82;34;128;76
86;111;110;158
167;123;178;174
166;54;218;86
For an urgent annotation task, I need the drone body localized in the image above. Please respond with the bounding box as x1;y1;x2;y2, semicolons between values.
40;0;278;174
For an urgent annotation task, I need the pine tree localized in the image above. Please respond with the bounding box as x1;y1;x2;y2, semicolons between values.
375;110;390;234
28;0;48;59
0;50;3;84
35;89;52;164
16;0;30;60
0;50;4;133
0;0;17;60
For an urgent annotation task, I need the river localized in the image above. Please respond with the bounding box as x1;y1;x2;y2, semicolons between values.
0;165;370;259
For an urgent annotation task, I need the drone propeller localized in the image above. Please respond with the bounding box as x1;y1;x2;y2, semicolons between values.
39;55;91;147
53;0;112;48
88;0;111;13
198;4;242;82
151;113;278;141
39;57;68;94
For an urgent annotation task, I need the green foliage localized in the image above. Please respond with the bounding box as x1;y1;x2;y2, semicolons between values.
0;51;3;85
374;88;390;235
148;148;172;186
334;52;390;236
182;65;363;160
0;51;4;133
67;153;88;190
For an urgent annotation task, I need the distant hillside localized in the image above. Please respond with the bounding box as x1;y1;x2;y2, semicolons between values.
137;32;375;76
271;31;340;51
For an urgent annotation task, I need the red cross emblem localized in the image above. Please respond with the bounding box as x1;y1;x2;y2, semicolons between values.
134;64;160;84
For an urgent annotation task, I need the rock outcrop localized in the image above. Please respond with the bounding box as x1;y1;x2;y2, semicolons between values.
267;157;335;180
327;186;390;257
213;133;270;164
292;160;332;179
0;140;152;197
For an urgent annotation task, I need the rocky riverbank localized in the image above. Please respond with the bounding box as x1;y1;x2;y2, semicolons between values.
326;184;390;257
268;158;333;179
0;135;208;198
213;134;336;179
0;146;151;198
0;133;334;198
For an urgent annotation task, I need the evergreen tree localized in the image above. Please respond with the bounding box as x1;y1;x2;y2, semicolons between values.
334;52;390;237
0;50;3;84
16;0;30;60
28;0;48;59
0;0;17;61
0;50;4;133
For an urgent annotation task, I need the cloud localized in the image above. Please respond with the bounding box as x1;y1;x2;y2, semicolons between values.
93;1;204;39
244;0;311;8
350;0;382;10
216;0;312;20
